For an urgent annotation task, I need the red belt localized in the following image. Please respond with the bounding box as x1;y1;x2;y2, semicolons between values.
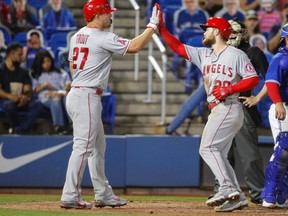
74;86;103;95
208;102;218;110
208;100;227;110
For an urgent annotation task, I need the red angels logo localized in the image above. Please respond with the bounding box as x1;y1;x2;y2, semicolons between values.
245;63;255;73
117;39;127;45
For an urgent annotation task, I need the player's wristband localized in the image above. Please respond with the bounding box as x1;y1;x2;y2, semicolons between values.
146;23;157;31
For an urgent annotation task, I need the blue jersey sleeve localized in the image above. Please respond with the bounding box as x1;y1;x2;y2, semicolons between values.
266;51;288;102
265;55;281;85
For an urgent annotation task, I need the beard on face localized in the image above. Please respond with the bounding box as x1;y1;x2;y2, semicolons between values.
202;36;215;47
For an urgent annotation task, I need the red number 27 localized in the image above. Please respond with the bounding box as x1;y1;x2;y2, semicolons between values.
72;47;89;69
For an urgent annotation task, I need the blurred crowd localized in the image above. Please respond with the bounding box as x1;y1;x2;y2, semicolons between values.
0;0;77;135
1;0;287;135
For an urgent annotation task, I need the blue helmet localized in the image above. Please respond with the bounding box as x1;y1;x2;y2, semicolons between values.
280;23;288;38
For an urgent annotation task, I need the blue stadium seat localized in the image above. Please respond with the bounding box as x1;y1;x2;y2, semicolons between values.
163;5;179;34
179;29;204;44
186;35;204;48
147;0;181;27
101;94;117;134
27;0;48;10
12;32;28;46
48;32;68;66
159;0;181;8
44;28;76;41
0;24;11;45
184;36;204;93
171;35;204;77
1;0;11;5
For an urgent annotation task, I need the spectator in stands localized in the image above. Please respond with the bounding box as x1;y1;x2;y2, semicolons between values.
244;10;261;42
198;0;222;17
240;0;260;11
250;33;274;62
23;29;47;69
215;0;245;22
31;50;71;134
41;0;76;39
0;30;7;65
0;43;44;134
257;0;281;39
173;0;209;43
9;0;40;37
0;1;11;29
171;0;208;77
267;3;288;54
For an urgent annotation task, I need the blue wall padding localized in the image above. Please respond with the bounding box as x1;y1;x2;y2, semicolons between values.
0;135;272;188
125;135;201;187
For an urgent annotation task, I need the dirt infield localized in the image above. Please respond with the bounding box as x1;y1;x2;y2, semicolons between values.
1;189;288;215
2;200;288;216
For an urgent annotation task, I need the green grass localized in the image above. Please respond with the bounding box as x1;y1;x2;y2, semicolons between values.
0;195;59;204
0;195;207;216
0;195;206;204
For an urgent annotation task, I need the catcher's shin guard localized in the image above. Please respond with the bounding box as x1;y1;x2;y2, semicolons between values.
277;167;288;204
261;132;288;203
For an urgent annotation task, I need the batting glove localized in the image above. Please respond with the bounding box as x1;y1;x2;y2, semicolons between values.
146;4;160;31
212;85;233;101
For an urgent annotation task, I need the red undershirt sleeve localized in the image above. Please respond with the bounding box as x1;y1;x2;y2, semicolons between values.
158;24;189;59
266;82;282;104
231;76;259;93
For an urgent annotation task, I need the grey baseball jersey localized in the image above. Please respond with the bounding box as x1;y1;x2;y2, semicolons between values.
184;45;258;196
185;45;257;103
68;27;130;90
62;27;131;203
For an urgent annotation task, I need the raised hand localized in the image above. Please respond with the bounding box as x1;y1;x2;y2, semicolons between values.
212;85;233;101
146;3;160;30
155;3;164;27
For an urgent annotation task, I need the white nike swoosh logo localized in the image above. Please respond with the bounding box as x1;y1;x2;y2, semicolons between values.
0;140;72;173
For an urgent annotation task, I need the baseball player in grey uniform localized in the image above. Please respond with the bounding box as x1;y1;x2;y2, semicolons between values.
210;19;267;204
157;4;259;212
60;0;160;209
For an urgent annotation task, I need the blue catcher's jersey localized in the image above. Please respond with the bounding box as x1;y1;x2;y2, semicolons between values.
265;46;288;102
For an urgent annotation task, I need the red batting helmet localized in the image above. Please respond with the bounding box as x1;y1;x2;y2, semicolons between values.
83;0;116;22
200;17;232;39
